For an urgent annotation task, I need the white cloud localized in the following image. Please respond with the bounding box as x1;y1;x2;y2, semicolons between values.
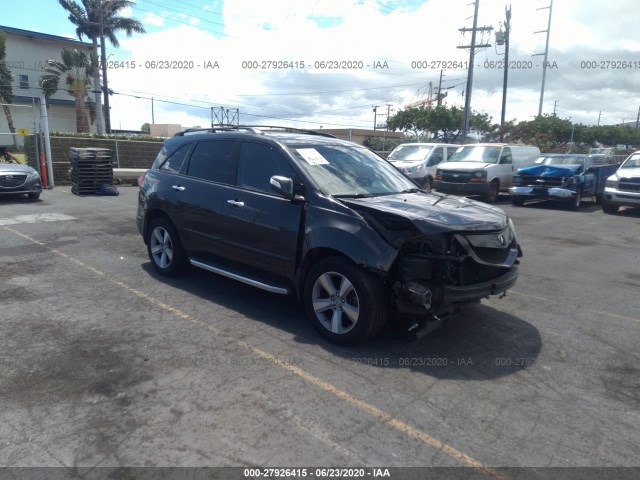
104;0;640;131
143;12;165;27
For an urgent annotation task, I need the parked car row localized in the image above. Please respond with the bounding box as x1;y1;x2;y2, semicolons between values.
385;141;639;215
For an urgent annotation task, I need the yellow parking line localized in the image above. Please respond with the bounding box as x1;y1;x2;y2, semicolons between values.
510;290;640;325
3;224;507;479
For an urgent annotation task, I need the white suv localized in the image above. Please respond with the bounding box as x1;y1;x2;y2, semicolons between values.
602;151;640;214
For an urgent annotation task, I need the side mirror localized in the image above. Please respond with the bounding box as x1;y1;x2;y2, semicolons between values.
270;175;304;201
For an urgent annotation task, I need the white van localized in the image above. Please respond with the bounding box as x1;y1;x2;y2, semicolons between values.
387;143;458;188
433;143;540;203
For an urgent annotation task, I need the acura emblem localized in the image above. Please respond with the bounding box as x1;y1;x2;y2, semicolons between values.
498;234;506;247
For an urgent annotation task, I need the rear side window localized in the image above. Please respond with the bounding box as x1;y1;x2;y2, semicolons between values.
160;144;190;174
237;142;293;193
186;140;236;183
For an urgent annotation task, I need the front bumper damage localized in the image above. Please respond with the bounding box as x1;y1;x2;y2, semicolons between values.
509;186;577;201
392;227;521;316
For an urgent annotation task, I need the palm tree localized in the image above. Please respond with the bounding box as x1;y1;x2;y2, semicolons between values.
58;0;145;134
0;31;18;147
40;48;94;133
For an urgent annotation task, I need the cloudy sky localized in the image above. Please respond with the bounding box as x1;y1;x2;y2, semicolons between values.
6;0;640;131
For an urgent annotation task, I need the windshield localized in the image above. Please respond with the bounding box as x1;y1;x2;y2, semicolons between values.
621;153;640;168
449;146;501;164
290;144;416;197
535;156;585;166
387;144;433;162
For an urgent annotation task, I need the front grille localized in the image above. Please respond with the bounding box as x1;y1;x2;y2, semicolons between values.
442;172;471;183
457;259;507;286
619;177;640;192
0;174;27;188
472;246;512;264
519;175;563;187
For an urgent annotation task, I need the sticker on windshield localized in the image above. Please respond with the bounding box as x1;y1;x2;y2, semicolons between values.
297;148;330;165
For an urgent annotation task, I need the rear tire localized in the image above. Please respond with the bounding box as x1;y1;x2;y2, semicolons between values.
146;217;188;276
303;257;388;345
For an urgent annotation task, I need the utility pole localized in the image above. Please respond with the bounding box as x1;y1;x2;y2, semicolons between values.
98;6;112;133
496;4;511;142
598;111;601;126
636;106;639;129
372;105;378;130
458;1;493;142
534;0;553;117
437;70;444;106
386;103;394;128
553;100;557;116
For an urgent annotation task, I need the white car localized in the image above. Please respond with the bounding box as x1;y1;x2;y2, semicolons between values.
601;151;640;214
387;143;458;188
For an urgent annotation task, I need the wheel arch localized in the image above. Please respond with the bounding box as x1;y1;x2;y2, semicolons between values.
142;209;175;244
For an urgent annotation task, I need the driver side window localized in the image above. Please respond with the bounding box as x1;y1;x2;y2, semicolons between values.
500;148;512;164
237;142;294;194
428;147;443;166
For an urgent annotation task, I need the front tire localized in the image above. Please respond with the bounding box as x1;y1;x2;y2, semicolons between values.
484;180;499;203
568;189;582;211
303;257;388;345
146;217;187;276
511;197;525;206
602;201;619;214
27;192;40;200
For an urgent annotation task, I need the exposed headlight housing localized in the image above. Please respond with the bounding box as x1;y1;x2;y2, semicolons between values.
605;178;617;188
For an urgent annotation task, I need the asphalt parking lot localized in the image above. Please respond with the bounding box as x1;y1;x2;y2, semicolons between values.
1;186;639;479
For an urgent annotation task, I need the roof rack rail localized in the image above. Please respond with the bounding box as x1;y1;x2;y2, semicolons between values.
173;127;234;136
173;125;337;138
238;125;337;138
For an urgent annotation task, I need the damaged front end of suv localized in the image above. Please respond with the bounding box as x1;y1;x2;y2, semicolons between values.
346;194;521;320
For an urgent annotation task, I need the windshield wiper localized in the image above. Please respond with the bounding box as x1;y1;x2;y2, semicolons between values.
334;193;378;199
400;188;423;194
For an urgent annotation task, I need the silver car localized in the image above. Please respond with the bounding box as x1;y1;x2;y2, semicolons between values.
0;162;43;200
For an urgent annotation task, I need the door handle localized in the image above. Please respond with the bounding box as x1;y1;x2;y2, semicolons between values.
227;199;245;207
172;185;185;192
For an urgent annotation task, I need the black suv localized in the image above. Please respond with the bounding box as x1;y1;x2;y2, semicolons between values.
137;126;522;344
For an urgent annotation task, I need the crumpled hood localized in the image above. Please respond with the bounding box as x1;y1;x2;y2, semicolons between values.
341;192;508;234
0;163;37;175
518;164;581;177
